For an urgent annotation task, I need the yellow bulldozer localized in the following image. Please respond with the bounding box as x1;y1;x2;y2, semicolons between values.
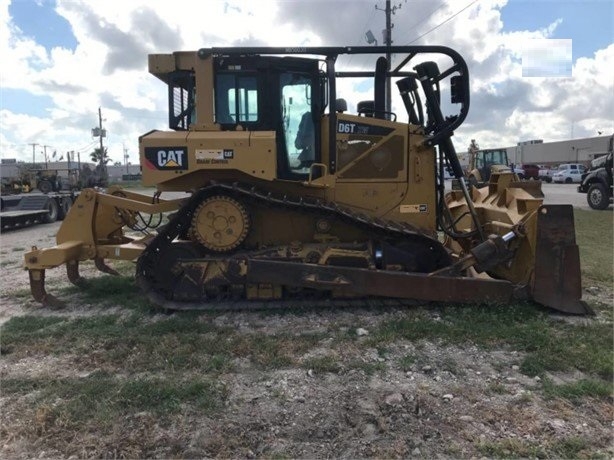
24;46;591;314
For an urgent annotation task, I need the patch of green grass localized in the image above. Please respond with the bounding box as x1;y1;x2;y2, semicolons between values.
1;315;66;337
477;436;590;459
10;288;33;299
12;246;25;252
575;208;614;286
347;360;387;375
1;314;325;373
542;378;613;401
486;382;508;395
367;304;613;384
60;274;151;311
477;438;546;458
398;354;416;371
2;372;225;427
0;260;13;267
302;355;341;374
232;334;303;369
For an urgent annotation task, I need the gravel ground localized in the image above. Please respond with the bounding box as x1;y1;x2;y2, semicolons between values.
0;208;612;458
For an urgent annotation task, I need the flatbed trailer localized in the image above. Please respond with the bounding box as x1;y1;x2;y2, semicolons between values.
0;191;78;231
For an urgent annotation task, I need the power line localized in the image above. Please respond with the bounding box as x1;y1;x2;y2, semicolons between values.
406;0;480;45
395;1;448;45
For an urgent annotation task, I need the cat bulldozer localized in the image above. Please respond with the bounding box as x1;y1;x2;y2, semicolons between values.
23;46;591;314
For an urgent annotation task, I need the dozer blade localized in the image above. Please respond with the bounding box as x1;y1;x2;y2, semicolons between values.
532;205;594;315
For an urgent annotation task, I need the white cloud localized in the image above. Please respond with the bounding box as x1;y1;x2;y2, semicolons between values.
0;0;612;166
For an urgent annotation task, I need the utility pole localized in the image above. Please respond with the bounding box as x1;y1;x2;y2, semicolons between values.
43;145;51;169
375;1;405;114
123;145;129;173
29;143;39;165
92;107;108;186
384;0;392;114
98;107;104;164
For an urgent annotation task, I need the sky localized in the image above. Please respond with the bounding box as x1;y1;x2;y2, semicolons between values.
0;0;613;165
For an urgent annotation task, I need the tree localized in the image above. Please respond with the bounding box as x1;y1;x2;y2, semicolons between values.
88;147;109;187
90;147;110;164
113;161;121;166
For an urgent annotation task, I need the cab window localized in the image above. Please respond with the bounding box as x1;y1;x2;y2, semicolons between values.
280;73;314;171
215;74;258;124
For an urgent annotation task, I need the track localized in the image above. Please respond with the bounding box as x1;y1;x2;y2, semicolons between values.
135;182;452;310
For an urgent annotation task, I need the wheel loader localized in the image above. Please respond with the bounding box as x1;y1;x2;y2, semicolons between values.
23;46;591;314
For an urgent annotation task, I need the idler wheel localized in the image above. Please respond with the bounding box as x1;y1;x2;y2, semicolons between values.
191;195;250;252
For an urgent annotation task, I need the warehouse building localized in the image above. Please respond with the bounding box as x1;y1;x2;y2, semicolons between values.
509;135;612;167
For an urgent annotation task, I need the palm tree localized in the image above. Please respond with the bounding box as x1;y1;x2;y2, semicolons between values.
90;147;110;165
88;147;110;187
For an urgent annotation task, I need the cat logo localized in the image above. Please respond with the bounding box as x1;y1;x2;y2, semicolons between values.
144;147;188;170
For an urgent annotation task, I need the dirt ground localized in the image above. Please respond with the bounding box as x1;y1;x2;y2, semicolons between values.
0;220;612;459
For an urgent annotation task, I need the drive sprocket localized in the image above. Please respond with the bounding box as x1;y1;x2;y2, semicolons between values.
191;195;250;252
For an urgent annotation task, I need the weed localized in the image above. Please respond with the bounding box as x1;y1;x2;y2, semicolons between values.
542;378;613;401
486;382;508;395
477;436;590;459
12;247;25;252
515;391;534;404
347;360;386;375
477;438;545;458
302;355;341;374
552;437;590;458
398;354;416;371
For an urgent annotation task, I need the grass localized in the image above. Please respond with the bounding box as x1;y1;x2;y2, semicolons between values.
301;355;341;374
542;378;613;401
574;208;614;286
59;270;150;311
477;436;591;459
1;313;324;373
367;304;612;382
2;371;225;427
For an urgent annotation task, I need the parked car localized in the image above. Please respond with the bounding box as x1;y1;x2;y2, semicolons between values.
553;163;586;183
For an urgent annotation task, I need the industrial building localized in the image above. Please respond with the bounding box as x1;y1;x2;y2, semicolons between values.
508;135;611;167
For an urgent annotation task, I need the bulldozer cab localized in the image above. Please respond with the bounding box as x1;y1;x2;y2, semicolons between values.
208;55;325;180
144;46;470;190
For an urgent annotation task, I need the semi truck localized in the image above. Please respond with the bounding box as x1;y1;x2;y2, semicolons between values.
0;190;77;231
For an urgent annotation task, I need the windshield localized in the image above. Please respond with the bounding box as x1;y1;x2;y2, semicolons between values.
476;149;508;168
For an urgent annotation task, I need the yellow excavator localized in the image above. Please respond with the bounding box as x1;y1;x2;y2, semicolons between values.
23;46;591;314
